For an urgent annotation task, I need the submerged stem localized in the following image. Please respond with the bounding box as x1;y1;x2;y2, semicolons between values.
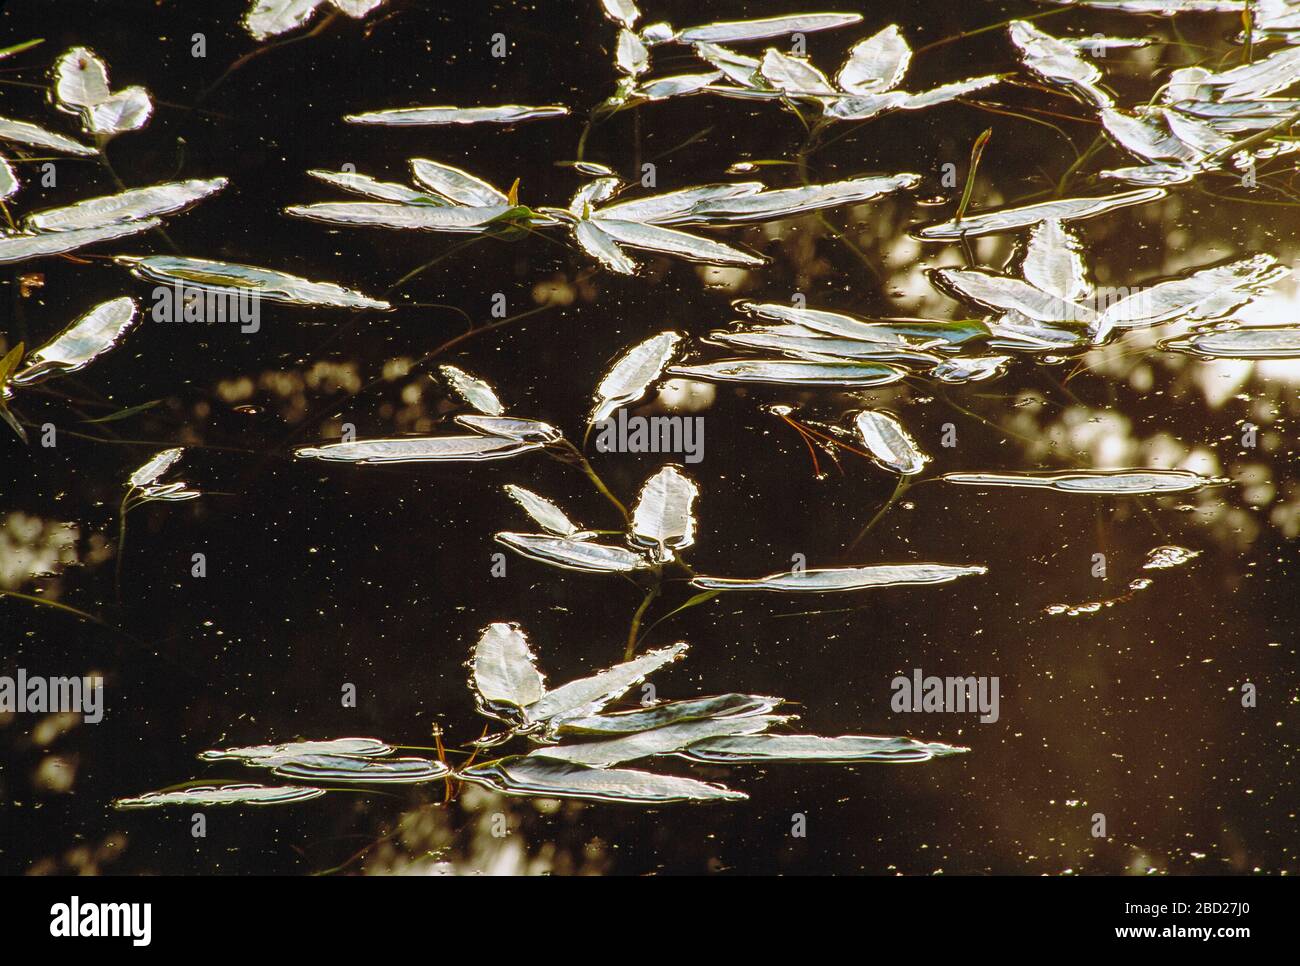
624;575;662;661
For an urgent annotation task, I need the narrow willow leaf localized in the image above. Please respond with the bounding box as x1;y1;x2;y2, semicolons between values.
455;414;562;444
676;15;863;44
691;563;987;593
760;48;836;95
503;484;583;537
199;737;392;762
549;693;785;738
308;168;443;204
593;182;764;225
593;218;765;266
409;158;507;206
128;447;183;489
707;329;941;365
930;354;1011;384
0;154;17;201
25;177;227;233
1193;45;1300;100
1161;325;1300;358
116;255;391;309
0;116;97;156
820;91;906;120
941;469;1221;494
894;75;1002;111
525;643;688;725
630;464;699;563
915;188;1164;240
296;435;542;463
838;25;911;94
472;622;547;720
244;0;326;40
670;358;906;386
285;201;512;231
854;410;929;476
346;104;569;125
1097;255;1285;333
1101;107;1199;165
682;174;919;223
681;733;969;763
459;755;745;803
637;72;724;100
10;297;137;386
589;331;681;425
617;29;650;77
495;532;650;573
986;311;1087;351
569;177;624;215
1021;219;1090;302
1161;108;1232;157
115;784;325;808
0;218;159;264
601;0;640;29
439;364;504;415
933;268;1096;324
575;218;637;274
271;755;449;783
530;715;785;767
692;42;763;86
1101;163;1197;187
1009;20;1111;108
737;301;942;344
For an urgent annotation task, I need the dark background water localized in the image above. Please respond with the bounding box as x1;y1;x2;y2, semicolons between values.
0;0;1295;875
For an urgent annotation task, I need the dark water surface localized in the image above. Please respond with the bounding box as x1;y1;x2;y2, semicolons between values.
0;0;1295;875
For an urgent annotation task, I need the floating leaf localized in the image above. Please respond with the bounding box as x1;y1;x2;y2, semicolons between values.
549;693;784;738
495;532;650;573
630;464;699;563
600;0;640;29
1096;255;1285;333
439;364;504;416
307;168;442;205
503;484;584;537
637;72;724;100
0;154;17;201
115;784;325;809
760;48;836;95
525;643;688;726
914;188;1164;240
837;25;912;95
24;177;227;233
706;328;941;365
691;563;988;593
1021;220;1090;303
244;0;327;40
737;301;957;345
681;733;969;763
198;737;392;762
1144;545;1201;569
1101;107;1199;165
409;158;507;206
853;410;929;476
116;255;391;309
285;201;513;231
589;331;681;426
680;174;919;223
52;46;154;137
932;267;1096;325
470;624;546;722
575;218;638;274
0;116;97;156
592;218;765;266
617;29;650;77
345;104;569;126
127;447;184;489
530;714;785;767
929;354;1011;383
271;755;449;783
941;469;1222;494
455;414;562;444
10;297;137;386
458;755;745;803
668;359;907;387
0;217;160;264
296;435;543;463
676;14;863;45
593;182;763;225
1009;20;1111;108
1161;325;1300;358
